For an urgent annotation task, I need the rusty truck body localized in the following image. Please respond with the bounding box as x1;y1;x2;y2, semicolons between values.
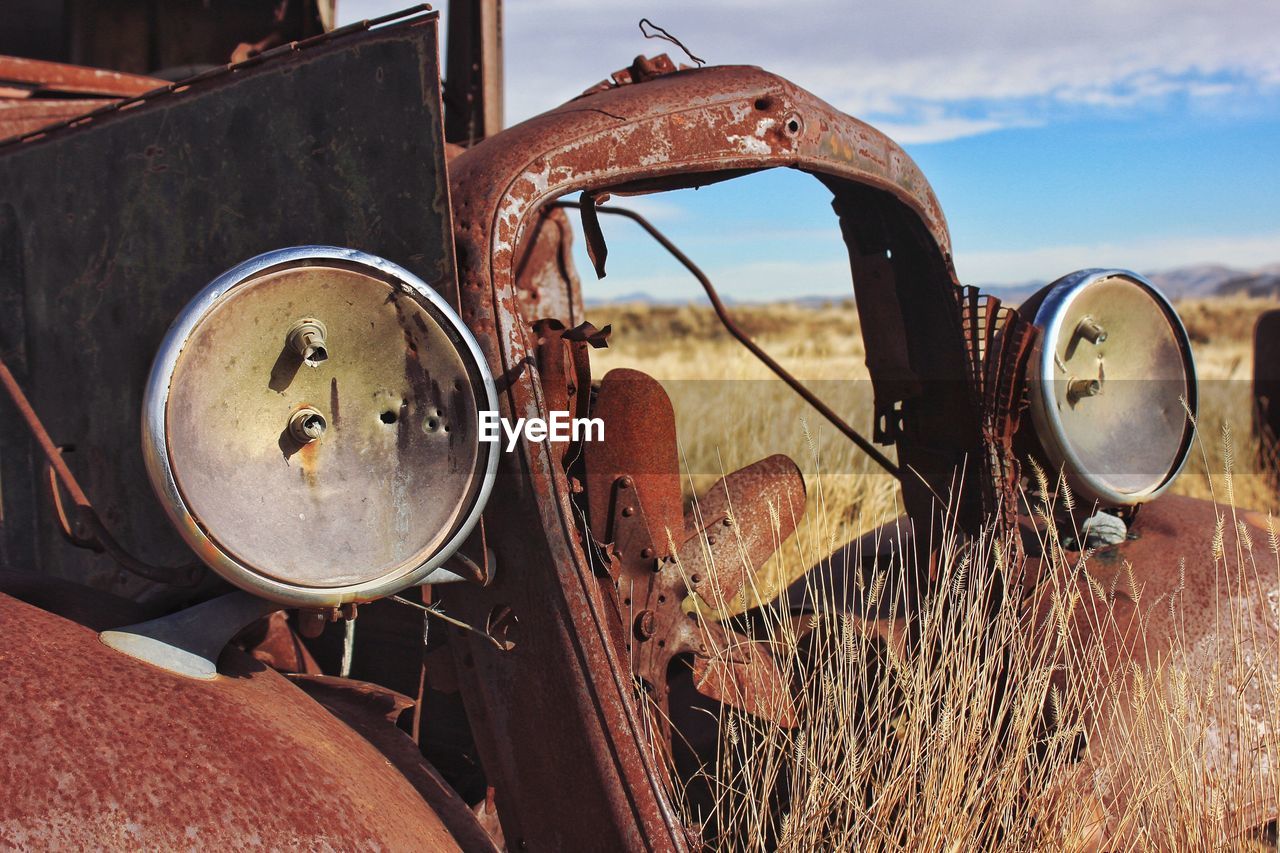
0;4;1274;849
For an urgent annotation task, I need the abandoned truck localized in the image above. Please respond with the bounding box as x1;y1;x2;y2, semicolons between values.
0;5;1275;849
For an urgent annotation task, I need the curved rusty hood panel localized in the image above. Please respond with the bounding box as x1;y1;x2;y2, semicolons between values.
0;593;459;850
451;64;952;279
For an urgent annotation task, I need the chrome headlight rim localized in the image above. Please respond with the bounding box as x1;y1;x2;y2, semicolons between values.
142;246;499;606
1027;268;1197;508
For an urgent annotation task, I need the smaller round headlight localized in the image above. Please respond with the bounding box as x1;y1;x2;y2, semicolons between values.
143;247;498;606
1024;269;1196;507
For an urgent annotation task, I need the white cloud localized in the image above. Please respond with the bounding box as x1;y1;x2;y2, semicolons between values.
534;2;1270;141
870;107;1042;145
955;231;1280;285
341;1;1278;142
599;194;687;223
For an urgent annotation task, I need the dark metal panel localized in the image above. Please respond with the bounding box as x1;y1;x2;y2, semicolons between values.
0;13;456;604
444;0;504;146
1254;308;1280;481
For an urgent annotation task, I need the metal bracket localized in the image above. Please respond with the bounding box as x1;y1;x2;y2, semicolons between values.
100;591;282;680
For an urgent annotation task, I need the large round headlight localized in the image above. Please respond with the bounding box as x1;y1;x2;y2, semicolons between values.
1024;269;1196;507
143;247;498;606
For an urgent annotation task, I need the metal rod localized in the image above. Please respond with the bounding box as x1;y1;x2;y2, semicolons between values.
0;355;92;507
0;352;202;585
553;200;903;480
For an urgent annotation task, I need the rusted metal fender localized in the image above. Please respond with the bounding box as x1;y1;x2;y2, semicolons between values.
0;593;462;850
797;496;1278;836
1052;495;1280;836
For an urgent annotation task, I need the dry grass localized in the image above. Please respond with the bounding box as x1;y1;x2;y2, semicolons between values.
586;295;1280;850
587;296;1280;608
676;466;1279;850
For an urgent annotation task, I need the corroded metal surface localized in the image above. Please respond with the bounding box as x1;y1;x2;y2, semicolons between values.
0;13;455;605
443;61;981;849
240;610;322;674
513;206;585;325
443;0;504;147
0;55;164;97
682;453;808;608
1039;495;1279;835
797;495;1279;835
584;368;804;733
0;97;112;139
0;593;460;849
289;674;500;853
691;621;798;728
585;367;685;557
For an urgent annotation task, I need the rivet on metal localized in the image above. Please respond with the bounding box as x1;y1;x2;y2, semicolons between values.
634;610;656;641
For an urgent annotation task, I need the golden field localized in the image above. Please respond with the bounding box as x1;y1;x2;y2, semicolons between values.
584;296;1280;850
586;296;1280;607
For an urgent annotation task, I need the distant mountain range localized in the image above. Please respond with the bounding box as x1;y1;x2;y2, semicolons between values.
984;262;1280;304
585;263;1280;307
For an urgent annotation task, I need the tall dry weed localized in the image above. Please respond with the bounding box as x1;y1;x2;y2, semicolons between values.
674;450;1278;850
590;296;1280;848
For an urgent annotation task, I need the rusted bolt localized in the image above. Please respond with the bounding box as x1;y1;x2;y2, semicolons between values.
641;547;655;559
707;535;717;546
1074;315;1107;345
289;407;327;443
622;506;635;518
722;517;732;527
619;476;633;489
634;610;656;640
297;608;329;638
691;574;702;584
287;318;329;366
1067;377;1102;404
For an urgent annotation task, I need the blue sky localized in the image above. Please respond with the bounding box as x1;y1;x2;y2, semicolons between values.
341;1;1280;301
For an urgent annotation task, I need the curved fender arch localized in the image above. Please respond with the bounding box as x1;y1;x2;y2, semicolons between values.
0;593;463;850
442;64;985;849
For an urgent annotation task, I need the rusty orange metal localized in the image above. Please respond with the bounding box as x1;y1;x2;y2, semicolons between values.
0;593;464;849
0;2;1272;847
0;55;164;97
